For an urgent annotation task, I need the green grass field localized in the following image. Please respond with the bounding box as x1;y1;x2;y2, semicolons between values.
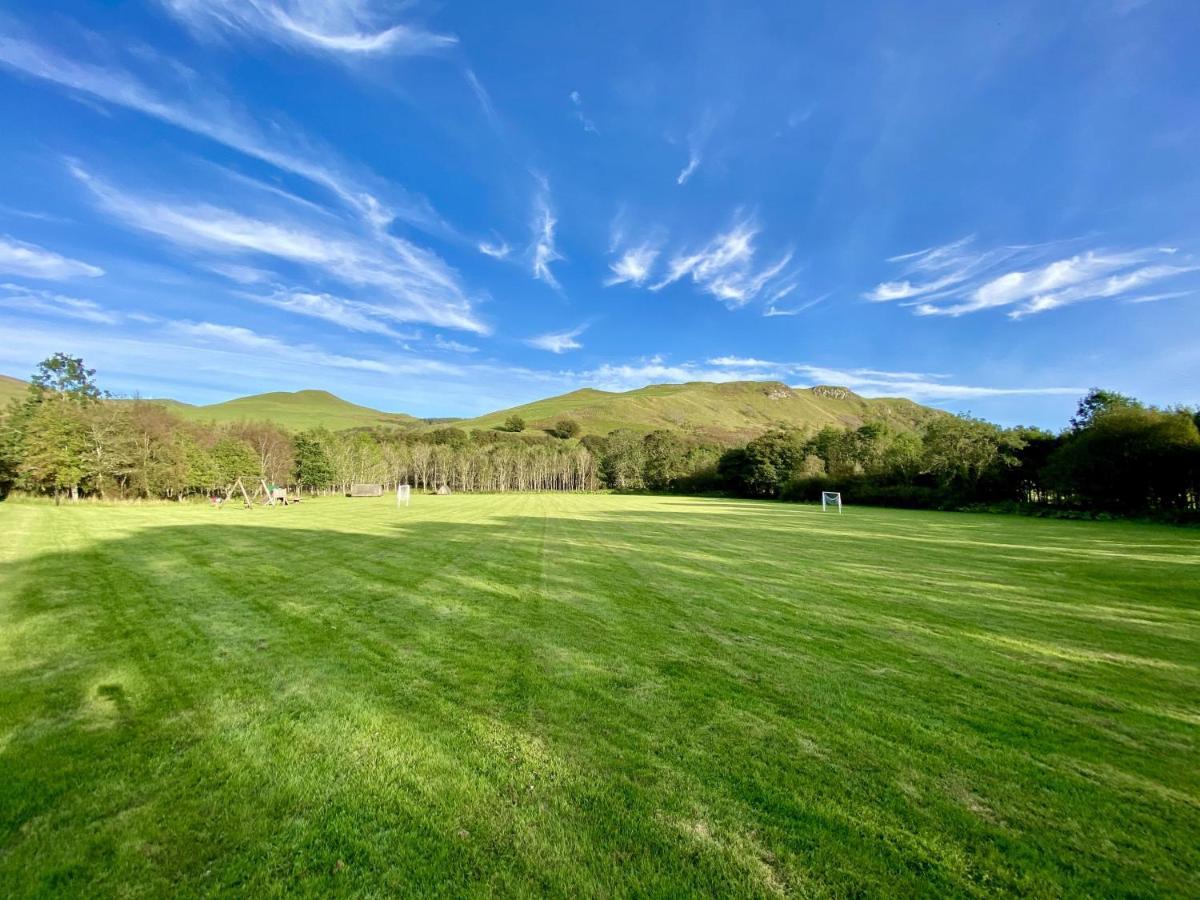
1;495;1197;896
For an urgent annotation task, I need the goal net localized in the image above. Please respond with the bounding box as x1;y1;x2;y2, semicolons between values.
821;491;842;513
396;483;411;507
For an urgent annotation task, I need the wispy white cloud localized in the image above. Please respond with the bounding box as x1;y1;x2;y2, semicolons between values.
995;262;1197;319
70;164;488;334
867;236;1005;302
207;262;278;284
568;89;598;134
605;245;659;287
0;32;446;235
0;282;116;323
1125;290;1193;305
478;238;511;259
251;289;418;339
0;204;71;223
526;323;586;354
158;0;456;57
464;68;500;130
676;150;701;185
0;236;103;280
706;356;774;367
529;179;562;288
870;238;1197;318
433;334;478;354
764;291;829;317
568;355;1082;400
167;320;458;375
651;217;792;307
675;114;714;186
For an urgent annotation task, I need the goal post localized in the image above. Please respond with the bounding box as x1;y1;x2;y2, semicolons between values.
396;483;411;507
821;491;842;513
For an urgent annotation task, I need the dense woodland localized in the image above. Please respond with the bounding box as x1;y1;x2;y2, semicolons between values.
2;354;1197;519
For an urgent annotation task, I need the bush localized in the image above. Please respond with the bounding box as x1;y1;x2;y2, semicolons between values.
546;418;581;439
498;415;526;433
780;474;951;510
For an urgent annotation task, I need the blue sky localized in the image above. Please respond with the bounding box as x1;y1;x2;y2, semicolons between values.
0;0;1197;427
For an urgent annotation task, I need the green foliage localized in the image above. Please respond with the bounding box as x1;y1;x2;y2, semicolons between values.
598;429;645;491
210;437;260;484
1045;405;1199;511
182;436;222;493
546;418;581;439
2;358;1194;517
293;429;335;490
19;400;89;496
428;426;469;447
499;415;526;433
718;429;808;497
641;430;688;491
920;415;1014;489
1070;387;1140;431
879;431;923;483
29;352;103;404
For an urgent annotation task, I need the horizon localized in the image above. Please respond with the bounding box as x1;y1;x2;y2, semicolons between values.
1;1;1198;429
3;367;1175;436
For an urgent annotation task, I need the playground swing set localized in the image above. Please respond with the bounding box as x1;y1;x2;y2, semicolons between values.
213;477;298;509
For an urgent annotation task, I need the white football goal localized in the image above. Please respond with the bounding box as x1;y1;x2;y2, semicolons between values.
396;483;411;507
821;491;842;513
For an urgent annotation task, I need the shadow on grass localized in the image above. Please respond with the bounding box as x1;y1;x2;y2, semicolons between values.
1;508;1198;897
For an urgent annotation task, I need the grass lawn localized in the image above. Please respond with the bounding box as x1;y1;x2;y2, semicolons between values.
1;494;1197;896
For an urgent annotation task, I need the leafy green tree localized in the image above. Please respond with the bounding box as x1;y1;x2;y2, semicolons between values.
499;415;526;433
921;415;1007;490
30;353;103;404
1070;388;1139;431
428;426;469;447
642;430;687;491
294;429;335;491
1046;405;1200;511
850;422;890;473
807;426;857;477
0;397;32;497
20;400;89;501
599;430;645;490
182;436;222;495
721;429;807;497
547;418;581;439
1002;426;1060;502
878;431;923;483
211;437;259;485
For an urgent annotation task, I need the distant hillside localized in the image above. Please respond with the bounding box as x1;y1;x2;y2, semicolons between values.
161;390;420;432
450;381;946;441
1;375;947;439
0;374;26;407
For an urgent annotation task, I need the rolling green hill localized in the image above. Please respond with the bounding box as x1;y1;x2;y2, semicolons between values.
0;375;947;438
160;390;420;432
450;380;946;441
0;374;27;407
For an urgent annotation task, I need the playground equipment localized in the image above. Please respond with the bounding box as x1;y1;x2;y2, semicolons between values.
218;477;294;509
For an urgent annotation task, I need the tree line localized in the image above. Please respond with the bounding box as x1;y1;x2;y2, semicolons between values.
2;355;1196;518
715;390;1200;519
0;355;601;501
